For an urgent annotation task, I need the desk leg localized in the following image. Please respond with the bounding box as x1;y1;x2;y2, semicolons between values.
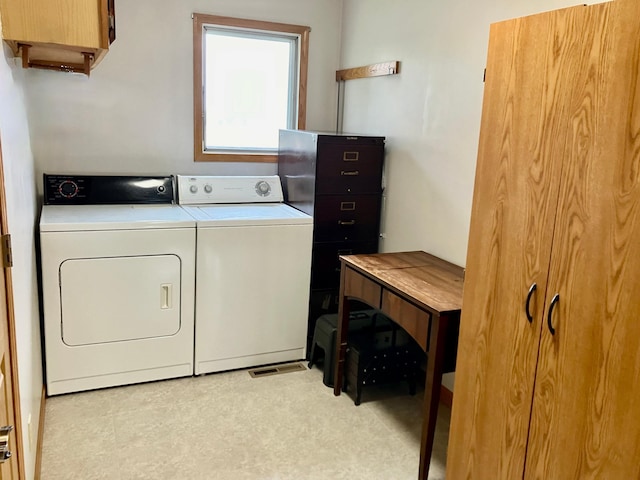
419;313;449;480
333;265;350;396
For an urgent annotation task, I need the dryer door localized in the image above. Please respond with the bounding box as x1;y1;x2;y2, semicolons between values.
60;255;182;345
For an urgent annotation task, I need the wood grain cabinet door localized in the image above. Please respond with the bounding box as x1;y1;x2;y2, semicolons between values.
448;1;640;479
525;1;640;478
446;9;565;478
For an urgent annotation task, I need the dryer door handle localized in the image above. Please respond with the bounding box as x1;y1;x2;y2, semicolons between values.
161;284;172;309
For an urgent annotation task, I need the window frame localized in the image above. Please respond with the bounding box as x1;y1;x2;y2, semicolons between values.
193;13;310;163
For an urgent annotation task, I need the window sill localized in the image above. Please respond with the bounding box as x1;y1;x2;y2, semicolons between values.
194;151;278;163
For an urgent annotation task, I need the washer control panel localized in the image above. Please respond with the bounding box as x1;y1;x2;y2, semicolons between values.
44;175;174;205
176;175;284;204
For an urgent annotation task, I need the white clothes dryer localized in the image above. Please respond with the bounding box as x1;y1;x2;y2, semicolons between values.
40;175;196;395
177;175;313;375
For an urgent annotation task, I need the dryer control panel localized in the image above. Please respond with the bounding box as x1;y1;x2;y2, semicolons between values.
44;175;175;205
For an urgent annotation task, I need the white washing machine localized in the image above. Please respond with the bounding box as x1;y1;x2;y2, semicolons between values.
177;175;313;375
40;175;196;395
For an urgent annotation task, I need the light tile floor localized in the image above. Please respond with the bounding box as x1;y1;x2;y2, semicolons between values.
40;364;450;480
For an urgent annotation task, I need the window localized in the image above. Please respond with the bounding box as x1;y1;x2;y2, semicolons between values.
193;14;310;162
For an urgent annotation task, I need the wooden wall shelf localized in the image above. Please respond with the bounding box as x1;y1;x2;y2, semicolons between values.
19;44;95;76
336;61;400;82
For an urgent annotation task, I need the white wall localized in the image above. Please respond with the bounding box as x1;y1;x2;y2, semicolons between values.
338;0;588;391
6;3;603;465
340;0;588;266
0;44;42;480
23;0;344;179
4;2;341;478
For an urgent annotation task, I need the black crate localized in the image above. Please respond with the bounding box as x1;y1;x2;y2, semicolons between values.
344;326;424;406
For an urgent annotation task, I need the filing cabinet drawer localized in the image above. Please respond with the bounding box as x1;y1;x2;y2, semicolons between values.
313;195;381;242
315;144;384;195
311;241;378;289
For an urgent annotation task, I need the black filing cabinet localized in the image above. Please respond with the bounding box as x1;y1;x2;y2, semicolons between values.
277;129;385;351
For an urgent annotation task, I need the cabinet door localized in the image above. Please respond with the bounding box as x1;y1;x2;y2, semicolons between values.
526;1;640;478
0;0;106;48
446;6;586;479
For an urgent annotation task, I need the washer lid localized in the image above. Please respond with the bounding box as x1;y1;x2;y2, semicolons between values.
40;204;196;232
181;203;312;227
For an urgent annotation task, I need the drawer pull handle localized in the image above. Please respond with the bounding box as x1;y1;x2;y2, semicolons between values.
338;220;356;226
340;201;356;211
343;151;359;162
341;170;360;176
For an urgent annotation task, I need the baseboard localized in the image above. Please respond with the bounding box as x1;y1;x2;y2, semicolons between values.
34;386;46;480
440;385;453;408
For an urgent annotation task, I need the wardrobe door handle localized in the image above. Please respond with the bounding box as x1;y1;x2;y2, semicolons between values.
525;283;537;323
547;293;559;335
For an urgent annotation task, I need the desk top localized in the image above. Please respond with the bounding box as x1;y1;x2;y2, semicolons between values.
339;251;465;314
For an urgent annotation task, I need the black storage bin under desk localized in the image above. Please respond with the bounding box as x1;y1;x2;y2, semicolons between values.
308;310;392;387
344;328;423;406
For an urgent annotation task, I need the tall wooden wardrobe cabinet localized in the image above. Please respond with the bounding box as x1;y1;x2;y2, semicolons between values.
278;130;385;349
447;1;640;479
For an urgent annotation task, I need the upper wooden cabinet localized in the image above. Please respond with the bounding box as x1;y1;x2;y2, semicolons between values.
0;0;115;75
447;0;640;479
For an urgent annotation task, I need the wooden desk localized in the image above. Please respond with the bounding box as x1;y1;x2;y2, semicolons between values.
333;251;464;480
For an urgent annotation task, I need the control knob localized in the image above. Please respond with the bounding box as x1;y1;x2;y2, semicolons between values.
204;184;213;194
255;181;271;197
190;185;198;194
58;180;79;198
